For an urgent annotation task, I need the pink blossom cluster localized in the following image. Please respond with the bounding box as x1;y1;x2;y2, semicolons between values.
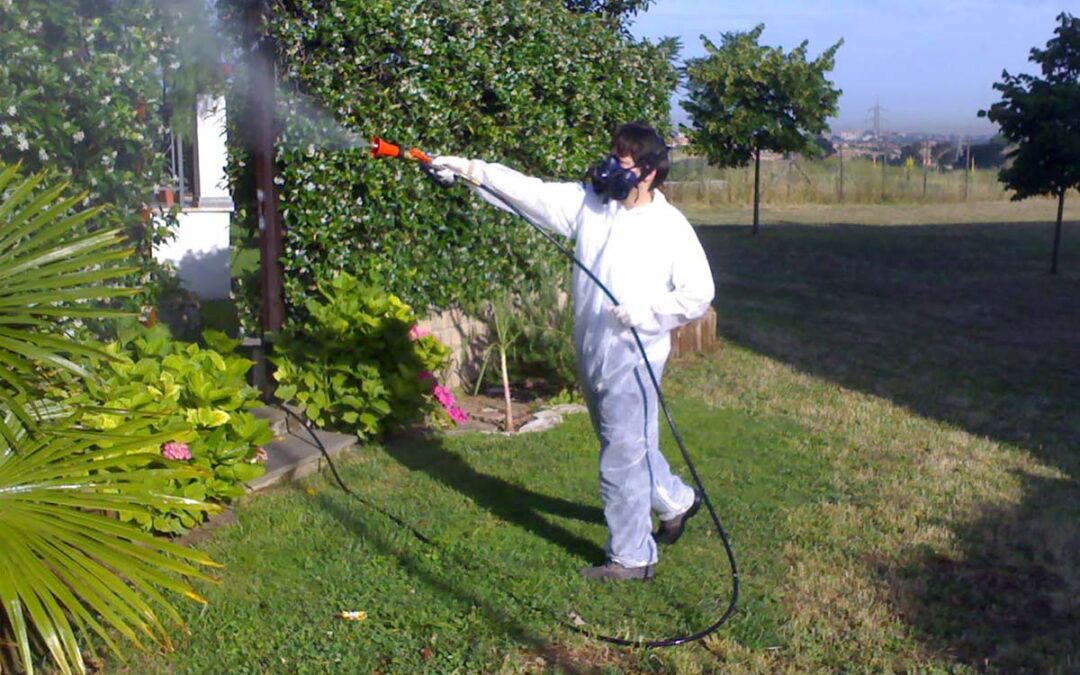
161;441;192;461
420;370;468;424
408;324;431;341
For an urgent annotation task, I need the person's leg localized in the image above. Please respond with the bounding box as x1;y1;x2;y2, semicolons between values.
591;367;657;568
635;363;696;521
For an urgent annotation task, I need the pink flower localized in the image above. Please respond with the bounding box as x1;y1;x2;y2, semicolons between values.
448;406;469;424
162;441;192;461
256;447;268;462
409;325;431;341
433;384;455;408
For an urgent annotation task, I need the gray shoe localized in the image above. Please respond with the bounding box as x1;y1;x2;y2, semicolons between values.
580;561;656;582
655;490;702;545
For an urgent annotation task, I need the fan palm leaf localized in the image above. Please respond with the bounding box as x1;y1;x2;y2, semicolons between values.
0;417;220;675
0;163;140;443
0;163;222;674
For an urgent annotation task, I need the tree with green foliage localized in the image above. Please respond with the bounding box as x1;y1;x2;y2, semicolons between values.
682;25;842;234
0;0;224;294
980;12;1080;275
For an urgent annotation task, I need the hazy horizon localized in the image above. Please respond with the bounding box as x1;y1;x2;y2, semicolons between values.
629;0;1079;136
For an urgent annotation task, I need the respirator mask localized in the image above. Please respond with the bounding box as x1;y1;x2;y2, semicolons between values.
587;148;668;202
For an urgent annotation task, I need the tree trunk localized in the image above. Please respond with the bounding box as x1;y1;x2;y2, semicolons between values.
752;147;761;236
1051;189;1065;275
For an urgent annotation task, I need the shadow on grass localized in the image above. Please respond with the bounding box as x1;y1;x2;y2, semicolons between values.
694;220;1080;669
382;435;606;563
313;488;598;674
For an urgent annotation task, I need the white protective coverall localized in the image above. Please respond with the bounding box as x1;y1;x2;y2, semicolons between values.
467;160;715;567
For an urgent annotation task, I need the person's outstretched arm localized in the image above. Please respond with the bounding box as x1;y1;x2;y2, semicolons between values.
431;156;586;239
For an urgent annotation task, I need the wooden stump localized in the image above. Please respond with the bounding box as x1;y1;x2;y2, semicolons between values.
669;307;720;359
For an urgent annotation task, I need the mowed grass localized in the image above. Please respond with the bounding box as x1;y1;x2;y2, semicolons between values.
668;198;1080;671
128;198;1080;673
124;405;832;674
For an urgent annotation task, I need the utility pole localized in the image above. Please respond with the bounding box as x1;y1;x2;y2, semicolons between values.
867;98;886;139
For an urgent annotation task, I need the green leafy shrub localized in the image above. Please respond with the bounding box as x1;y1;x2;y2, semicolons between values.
218;0;677;332
272;272;453;435
70;323;273;535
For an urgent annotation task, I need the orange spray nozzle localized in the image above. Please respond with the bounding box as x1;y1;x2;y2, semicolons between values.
370;136;433;164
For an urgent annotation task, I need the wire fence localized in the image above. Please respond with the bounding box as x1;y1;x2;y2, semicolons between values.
664;156;1010;206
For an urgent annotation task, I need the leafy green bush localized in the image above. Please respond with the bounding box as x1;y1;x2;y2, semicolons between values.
70;323;273;535
272;272;454;435
218;0;677;332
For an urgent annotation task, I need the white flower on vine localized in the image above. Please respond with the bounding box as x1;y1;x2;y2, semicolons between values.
0;124;10;137
72;130;85;143
16;133;28;151
6;105;14;116
38;148;48;162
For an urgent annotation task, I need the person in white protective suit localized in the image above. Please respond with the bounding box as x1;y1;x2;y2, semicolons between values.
430;122;715;581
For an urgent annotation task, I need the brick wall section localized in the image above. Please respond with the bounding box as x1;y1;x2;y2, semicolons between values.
418;305;719;388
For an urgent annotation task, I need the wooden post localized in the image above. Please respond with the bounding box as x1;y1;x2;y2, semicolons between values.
248;6;285;339
838;143;845;203
964;140;971;201
880;155;886;202
922;143;929;200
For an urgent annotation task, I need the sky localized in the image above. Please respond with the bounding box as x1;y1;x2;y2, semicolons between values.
629;0;1080;136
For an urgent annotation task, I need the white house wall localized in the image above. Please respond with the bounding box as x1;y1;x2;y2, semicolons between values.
155;207;232;300
153;95;233;301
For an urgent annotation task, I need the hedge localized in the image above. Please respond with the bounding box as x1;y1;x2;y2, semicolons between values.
219;0;677;333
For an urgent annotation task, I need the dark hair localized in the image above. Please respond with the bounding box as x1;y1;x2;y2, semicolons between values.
611;121;670;189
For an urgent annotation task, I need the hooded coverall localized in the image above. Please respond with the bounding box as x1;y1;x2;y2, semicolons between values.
467;160;715;568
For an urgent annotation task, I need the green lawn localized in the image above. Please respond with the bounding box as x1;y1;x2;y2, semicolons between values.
124;199;1080;673
124;403;832;673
